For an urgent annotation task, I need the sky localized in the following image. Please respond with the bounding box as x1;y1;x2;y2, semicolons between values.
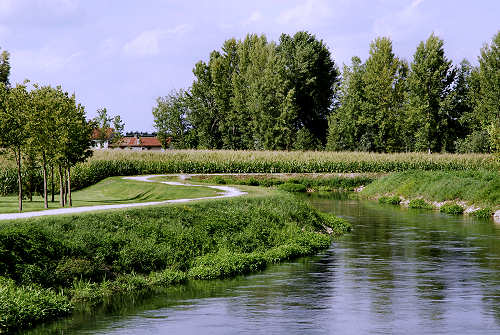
0;0;499;132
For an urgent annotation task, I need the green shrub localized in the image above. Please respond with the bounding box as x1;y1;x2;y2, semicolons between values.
379;195;401;205
440;203;465;215
408;198;434;209
278;183;307;192
471;208;493;219
0;276;72;332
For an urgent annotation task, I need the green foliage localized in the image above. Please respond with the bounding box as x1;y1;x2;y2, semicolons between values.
0;48;10;87
153;89;191;149
455;129;492;153
278;183;307;192
407;34;455;153
408;198;434;210
475;31;500;153
378;195;401;205
471;208;493;219
175;31;339;150
0;276;72;332
439;203;465;215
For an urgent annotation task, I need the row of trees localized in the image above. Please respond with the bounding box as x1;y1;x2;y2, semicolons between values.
328;33;499;153
154;31;499;153
154;32;338;150
0;51;93;212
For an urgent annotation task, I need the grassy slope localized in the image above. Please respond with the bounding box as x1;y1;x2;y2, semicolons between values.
361;170;500;209
0;193;349;332
0;176;219;214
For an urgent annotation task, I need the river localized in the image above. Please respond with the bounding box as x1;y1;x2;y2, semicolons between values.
23;194;500;334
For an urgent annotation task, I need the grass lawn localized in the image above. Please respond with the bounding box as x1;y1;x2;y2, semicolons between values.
0;176;221;214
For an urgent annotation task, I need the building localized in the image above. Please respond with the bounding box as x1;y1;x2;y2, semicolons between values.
91;128;114;149
110;134;164;151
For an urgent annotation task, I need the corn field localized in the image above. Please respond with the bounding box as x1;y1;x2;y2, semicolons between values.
0;150;498;196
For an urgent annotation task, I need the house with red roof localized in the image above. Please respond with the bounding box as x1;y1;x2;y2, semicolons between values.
110;134;165;151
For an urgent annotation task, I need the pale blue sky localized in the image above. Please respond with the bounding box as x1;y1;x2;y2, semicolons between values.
1;0;498;131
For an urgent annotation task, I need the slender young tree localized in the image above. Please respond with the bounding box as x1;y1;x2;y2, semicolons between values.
406;34;455;153
0;82;30;212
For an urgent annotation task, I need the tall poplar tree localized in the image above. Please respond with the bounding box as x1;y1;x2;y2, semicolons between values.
476;31;500;152
362;37;408;152
326;57;367;151
407;34;455;153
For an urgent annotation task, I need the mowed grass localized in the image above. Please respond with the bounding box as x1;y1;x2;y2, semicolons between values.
0;176;220;214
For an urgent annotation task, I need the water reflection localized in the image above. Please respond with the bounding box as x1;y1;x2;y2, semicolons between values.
23;195;500;334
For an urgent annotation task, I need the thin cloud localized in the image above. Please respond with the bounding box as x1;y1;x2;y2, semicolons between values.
123;24;191;57
11;47;83;73
244;10;263;25
276;0;332;26
373;0;426;38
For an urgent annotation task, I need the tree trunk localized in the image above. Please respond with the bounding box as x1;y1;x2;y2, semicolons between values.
59;165;65;207
42;151;48;209
67;166;72;207
51;165;54;202
15;149;23;212
64;166;68;206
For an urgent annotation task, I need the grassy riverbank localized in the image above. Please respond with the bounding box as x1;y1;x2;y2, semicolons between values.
0;193;349;333
360;170;500;215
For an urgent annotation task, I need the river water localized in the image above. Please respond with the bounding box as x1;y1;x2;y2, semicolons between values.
24;195;500;334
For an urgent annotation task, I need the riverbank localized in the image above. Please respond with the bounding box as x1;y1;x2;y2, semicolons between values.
0;193;350;333
359;170;500;219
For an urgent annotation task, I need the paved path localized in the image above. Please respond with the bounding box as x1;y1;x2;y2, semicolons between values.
0;175;247;221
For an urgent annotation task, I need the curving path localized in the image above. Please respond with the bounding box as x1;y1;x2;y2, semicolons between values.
0;175;247;221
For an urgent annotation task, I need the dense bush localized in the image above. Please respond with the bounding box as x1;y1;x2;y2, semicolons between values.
0;276;72;333
471;208;493;219
408;198;435;210
440;203;465;215
378;195;401;205
278;183;307;192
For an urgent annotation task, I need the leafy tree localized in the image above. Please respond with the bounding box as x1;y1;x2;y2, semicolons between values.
326;57;367;151
0;82;30;212
362;37;408;152
29;85;60;208
58;92;93;206
476;31;500;153
93;108;125;147
211;39;242;149
153;89;191;149
186;58;221;149
406;34;455;153
442;59;474;152
277;31;339;147
0;48;10;87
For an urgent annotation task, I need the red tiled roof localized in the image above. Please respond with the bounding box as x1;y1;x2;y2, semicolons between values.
140;137;162;146
113;136;162;148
